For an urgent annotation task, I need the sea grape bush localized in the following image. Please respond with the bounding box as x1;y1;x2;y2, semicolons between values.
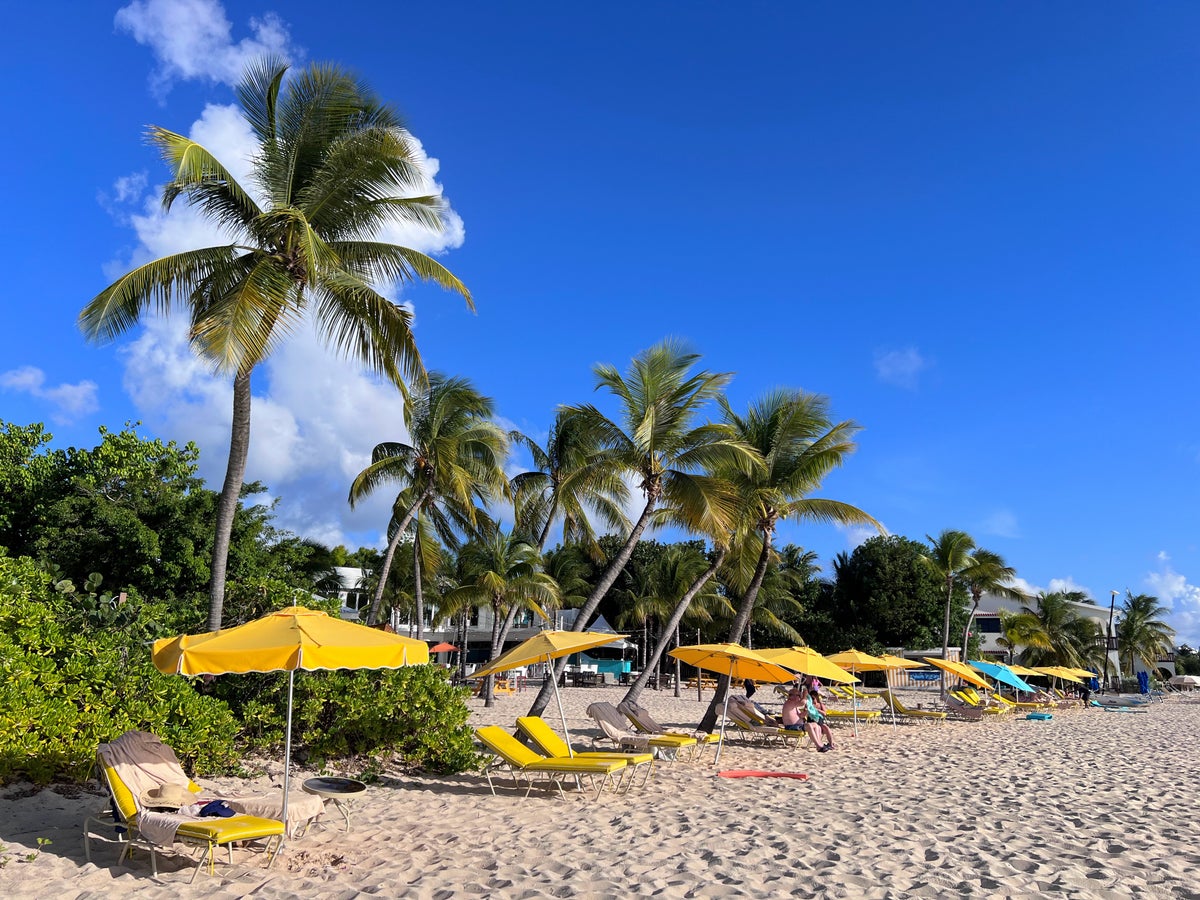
0;554;241;784
0;552;481;784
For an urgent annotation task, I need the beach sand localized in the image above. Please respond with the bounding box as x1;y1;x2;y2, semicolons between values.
2;686;1198;899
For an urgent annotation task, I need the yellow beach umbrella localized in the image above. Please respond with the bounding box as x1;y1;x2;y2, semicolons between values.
1007;664;1044;678
757;647;860;684
878;653;925;670
668;644;795;764
922;656;991;691
152;606;429;828
825;649;892;734
1033;666;1085;685
470;630;625;679
471;630;627;755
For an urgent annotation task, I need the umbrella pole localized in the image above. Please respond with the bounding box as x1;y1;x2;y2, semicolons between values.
282;669;294;833
852;668;859;738
551;654;573;758
885;669;897;730
715;691;731;766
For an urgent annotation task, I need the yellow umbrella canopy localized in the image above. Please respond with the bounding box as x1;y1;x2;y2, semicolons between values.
877;653;926;670
152;606;430;830
757;647;860;684
1062;666;1099;679
922;657;991;691
825;648;891;671
668;643;796;684
471;630;626;679
1007;664;1044;678
152;606;430;675
1033;666;1085;684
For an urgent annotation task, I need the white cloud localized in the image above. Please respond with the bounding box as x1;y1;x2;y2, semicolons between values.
1146;558;1200;647
0;366;99;424
115;0;299;98
120;314;410;549
1047;576;1090;597
874;347;929;390
842;522;887;550
978;509;1020;539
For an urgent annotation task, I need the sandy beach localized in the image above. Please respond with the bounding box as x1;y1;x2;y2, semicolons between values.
2;686;1198;899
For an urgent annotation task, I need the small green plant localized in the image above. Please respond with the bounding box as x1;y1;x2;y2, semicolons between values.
0;842;10;867
22;837;50;862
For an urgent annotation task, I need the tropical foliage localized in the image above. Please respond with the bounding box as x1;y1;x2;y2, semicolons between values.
348;373;508;626
1116;591;1175;677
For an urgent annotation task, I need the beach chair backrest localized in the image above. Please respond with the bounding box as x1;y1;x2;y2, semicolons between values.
516;717;571;758
616;701;658;734
475;726;543;767
586;703;640;745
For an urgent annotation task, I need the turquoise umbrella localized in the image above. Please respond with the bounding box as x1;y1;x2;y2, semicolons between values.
969;659;1037;694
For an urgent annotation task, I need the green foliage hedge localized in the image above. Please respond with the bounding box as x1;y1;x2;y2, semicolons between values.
0;554;481;785
0;555;242;783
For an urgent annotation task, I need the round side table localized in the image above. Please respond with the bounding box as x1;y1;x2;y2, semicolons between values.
302;776;366;832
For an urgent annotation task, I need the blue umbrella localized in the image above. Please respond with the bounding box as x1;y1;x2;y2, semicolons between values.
969;659;1037;694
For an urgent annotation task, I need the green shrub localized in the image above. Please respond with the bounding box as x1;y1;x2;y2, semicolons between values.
0;554;242;784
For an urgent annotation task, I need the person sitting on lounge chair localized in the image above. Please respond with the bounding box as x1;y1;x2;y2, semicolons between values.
780;687;828;750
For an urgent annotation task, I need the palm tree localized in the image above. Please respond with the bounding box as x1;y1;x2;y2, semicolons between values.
509;408;631;554
525;339;758;717
995;608;1048;664
695;389;879;731
920;529;976;694
1016;591;1103;670
1116;592;1175;679
493;408;632;654
79;60;470;631
959;548;1025;660
441;529;559;706
348;374;508;626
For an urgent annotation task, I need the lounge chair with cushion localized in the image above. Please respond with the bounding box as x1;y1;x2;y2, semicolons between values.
586;702;698;758
515;716;655;789
616;700;721;761
724;699;807;748
475;725;628;800
84;732;288;883
877;690;948;723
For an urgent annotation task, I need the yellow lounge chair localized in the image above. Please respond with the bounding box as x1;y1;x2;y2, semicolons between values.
515;717;655;789
475;726;628;800
878;690;947;722
84;737;284;883
993;694;1054;712
959;687;1012;714
617;700;722;761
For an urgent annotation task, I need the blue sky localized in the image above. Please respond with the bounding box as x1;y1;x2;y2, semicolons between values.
4;2;1200;642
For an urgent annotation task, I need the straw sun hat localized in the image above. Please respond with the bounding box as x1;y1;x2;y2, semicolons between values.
140;783;194;809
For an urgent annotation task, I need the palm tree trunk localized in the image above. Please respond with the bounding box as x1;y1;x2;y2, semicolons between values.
207;369;252;632
535;497;559;552
622;548;726;706
961;594;980;663
484;599;503;707
525;498;657;717
413;531;424;640
699;535;771;733
364;486;432;626
673;623;682;698
939;575;954;697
